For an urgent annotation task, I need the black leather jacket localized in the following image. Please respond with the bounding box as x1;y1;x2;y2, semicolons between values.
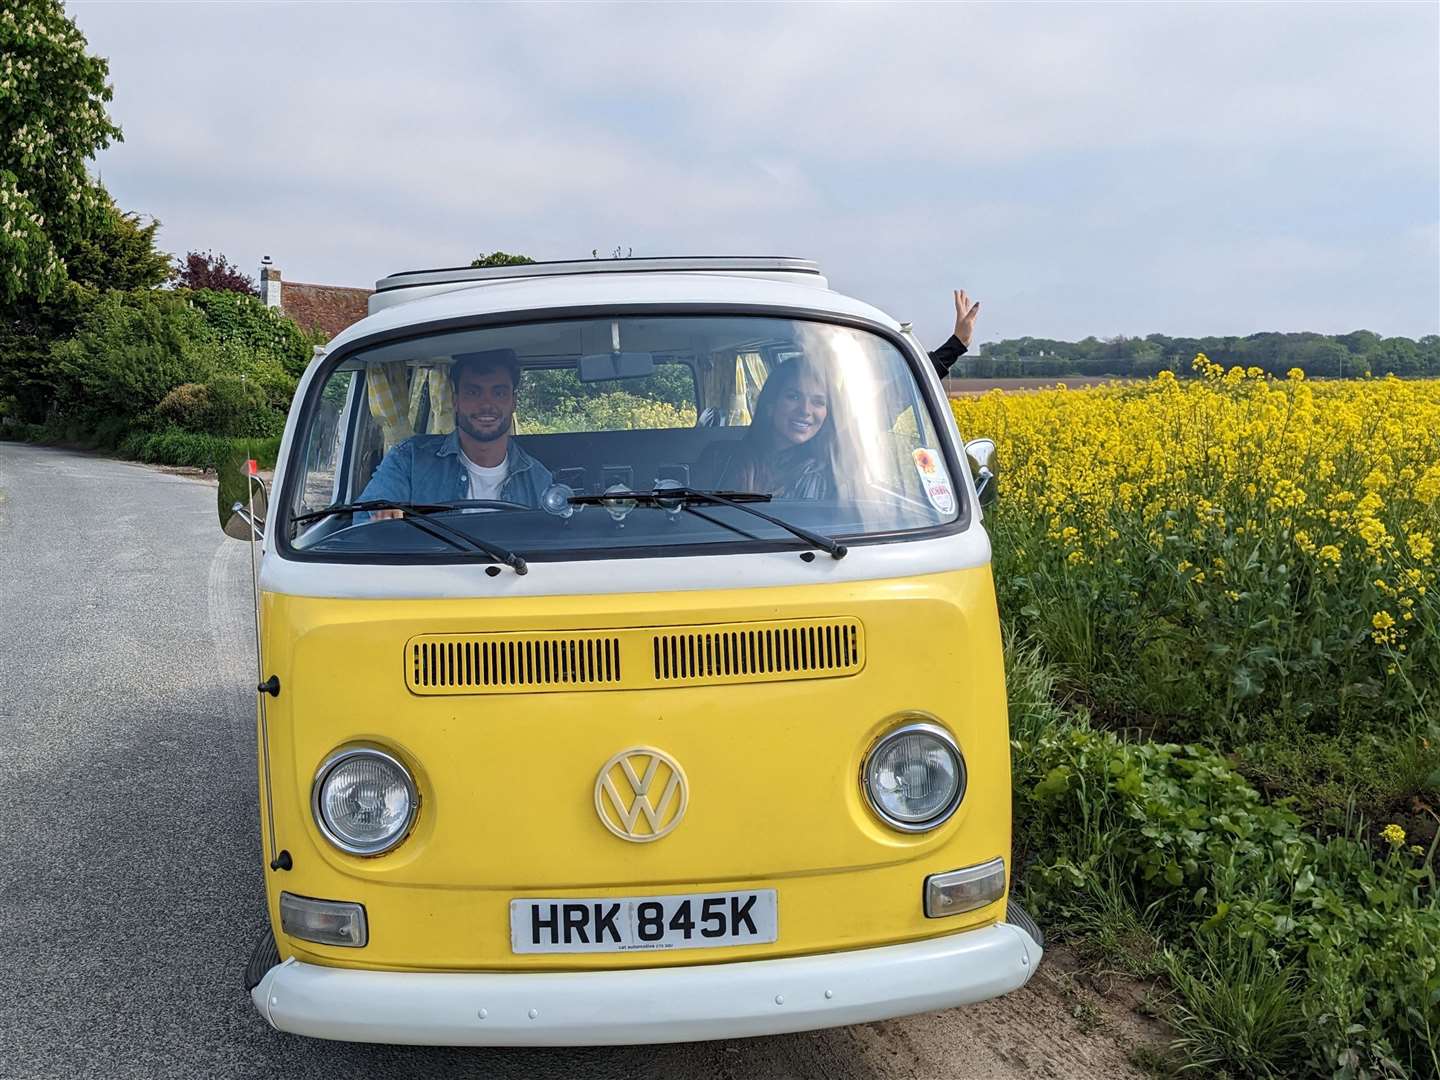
928;335;968;379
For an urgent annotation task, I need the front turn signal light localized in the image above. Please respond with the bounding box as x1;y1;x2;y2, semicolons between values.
924;857;1006;918
279;892;368;947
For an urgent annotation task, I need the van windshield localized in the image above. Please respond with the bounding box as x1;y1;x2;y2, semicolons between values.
282;315;962;561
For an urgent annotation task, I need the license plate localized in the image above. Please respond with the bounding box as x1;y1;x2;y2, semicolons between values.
510;890;778;954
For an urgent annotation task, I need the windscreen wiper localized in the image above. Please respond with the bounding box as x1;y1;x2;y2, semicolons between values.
291;500;528;574
569;487;847;560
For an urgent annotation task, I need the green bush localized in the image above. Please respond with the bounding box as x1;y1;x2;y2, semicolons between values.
24;286;301;451
154;382;211;430
186;287;316;377
149;372;285;440
1010;700;1440;1077
201;373;284;438
46;290;213;425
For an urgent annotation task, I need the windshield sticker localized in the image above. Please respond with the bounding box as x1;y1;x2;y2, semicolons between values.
913;448;956;515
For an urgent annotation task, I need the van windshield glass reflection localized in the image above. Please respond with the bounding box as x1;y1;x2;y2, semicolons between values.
283;315;961;559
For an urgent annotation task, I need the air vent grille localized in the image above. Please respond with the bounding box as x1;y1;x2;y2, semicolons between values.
652;619;863;685
408;633;622;694
405;618;864;695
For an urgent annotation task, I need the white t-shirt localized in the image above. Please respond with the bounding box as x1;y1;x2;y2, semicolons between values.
460;451;508;503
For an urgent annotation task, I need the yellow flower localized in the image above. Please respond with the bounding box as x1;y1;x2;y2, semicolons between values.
1380;823;1406;848
1317;545;1342;565
1372;611;1396;630
1357;518;1391;553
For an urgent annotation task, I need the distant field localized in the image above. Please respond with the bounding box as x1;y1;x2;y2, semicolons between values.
944;375;1123;395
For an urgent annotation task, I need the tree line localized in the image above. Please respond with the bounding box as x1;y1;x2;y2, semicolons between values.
963;331;1440;379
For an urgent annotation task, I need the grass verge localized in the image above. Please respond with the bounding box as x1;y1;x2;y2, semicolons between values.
5;421;279;471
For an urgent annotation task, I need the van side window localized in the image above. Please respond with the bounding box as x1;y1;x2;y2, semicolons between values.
295;370;356;515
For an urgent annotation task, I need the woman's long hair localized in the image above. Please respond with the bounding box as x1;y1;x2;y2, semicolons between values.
721;358;835;497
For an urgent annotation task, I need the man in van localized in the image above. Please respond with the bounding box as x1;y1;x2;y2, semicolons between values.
360;349;553;517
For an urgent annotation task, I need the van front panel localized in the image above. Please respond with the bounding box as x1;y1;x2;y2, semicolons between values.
256;566;1010;970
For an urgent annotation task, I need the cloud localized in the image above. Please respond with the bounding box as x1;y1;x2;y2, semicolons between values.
71;1;1438;343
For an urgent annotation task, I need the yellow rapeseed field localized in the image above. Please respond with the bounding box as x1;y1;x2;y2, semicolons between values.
953;361;1440;736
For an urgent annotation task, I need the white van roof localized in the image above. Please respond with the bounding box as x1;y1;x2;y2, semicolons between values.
323;258;902;354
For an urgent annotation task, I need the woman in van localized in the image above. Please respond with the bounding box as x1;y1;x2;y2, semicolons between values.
718;357;835;499
711;287;980;498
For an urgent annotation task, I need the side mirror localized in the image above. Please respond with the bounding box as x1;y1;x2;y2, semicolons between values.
218;450;269;540
965;437;998;507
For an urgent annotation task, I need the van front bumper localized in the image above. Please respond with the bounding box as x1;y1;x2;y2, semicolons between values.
250;921;1042;1046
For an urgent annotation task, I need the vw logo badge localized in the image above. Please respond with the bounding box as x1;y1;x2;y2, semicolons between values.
594;747;688;842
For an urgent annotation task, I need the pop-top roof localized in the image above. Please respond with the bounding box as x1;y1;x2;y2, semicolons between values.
375;256;822;295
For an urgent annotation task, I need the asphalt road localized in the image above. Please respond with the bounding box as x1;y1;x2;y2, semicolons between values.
0;441;1148;1080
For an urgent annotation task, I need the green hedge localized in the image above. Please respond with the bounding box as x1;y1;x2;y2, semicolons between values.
6;421;279;472
117;427;280;470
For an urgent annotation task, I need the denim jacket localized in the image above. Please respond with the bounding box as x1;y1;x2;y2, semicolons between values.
358;431;553;508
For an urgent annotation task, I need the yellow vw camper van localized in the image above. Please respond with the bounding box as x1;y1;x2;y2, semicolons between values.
228;257;1040;1045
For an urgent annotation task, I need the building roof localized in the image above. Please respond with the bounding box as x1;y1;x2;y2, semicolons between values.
280;281;373;339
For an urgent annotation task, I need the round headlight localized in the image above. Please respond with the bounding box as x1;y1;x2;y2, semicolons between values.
862;722;965;831
312;747;419;855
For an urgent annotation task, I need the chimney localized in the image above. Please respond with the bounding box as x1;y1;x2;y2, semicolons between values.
260;255;282;309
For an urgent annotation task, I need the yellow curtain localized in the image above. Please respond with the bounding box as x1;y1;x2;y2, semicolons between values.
701;351;769;426
427;367;455;434
737;351;768;424
700;353;731;418
366;363;413;451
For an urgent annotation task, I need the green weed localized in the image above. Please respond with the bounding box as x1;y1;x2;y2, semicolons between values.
1011;693;1440;1077
1162;932;1308;1078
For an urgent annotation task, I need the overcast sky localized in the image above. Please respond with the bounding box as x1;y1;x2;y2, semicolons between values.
71;1;1438;346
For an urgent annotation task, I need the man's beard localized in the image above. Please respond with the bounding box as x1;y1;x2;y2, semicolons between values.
459;413;509;443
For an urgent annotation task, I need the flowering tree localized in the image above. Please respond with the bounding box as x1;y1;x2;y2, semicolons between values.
173;250;258;295
0;0;123;307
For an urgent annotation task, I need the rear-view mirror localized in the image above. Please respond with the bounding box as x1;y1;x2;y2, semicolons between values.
578;351;655;382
